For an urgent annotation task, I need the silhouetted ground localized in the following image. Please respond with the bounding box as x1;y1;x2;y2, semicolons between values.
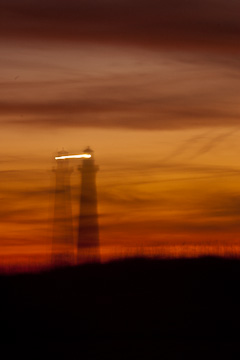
1;257;240;358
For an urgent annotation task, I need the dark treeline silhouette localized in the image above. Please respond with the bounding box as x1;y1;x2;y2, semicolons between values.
1;257;240;358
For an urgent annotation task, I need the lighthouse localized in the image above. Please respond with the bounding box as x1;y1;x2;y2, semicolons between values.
77;147;100;262
52;150;74;265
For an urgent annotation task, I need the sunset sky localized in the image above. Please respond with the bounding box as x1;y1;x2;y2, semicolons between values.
1;0;240;265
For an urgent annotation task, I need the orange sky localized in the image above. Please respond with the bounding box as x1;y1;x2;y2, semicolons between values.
1;1;240;266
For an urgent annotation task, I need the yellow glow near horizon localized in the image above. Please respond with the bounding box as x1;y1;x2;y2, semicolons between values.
55;154;91;160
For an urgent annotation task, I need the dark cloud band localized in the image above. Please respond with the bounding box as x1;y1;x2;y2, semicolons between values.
1;0;240;52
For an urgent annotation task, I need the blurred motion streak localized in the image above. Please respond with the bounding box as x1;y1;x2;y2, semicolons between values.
52;150;74;265
55;154;91;160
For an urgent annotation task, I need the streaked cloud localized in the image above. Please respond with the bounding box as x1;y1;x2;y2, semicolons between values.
1;0;240;260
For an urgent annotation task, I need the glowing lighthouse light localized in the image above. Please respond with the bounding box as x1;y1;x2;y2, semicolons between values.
55;154;91;160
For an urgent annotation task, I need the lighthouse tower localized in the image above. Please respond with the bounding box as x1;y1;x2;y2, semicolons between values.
52;150;74;265
77;147;100;262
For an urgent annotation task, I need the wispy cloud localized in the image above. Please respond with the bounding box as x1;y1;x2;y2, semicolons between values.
189;128;240;159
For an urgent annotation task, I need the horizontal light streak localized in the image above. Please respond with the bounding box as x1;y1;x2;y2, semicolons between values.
55;154;91;160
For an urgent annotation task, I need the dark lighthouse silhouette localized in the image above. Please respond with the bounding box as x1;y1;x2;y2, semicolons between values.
77;147;100;262
52;147;100;265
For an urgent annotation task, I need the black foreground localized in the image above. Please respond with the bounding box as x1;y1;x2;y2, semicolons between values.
1;257;240;359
